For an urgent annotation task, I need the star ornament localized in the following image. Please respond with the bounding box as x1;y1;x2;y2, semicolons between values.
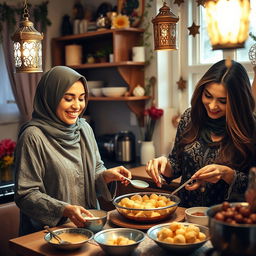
174;0;185;6
188;22;200;37
196;0;207;6
177;76;187;90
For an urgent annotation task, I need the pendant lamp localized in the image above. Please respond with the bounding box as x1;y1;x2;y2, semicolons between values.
12;0;44;73
205;0;250;50
152;1;179;51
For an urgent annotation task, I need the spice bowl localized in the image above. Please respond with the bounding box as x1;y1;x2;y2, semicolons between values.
185;207;209;226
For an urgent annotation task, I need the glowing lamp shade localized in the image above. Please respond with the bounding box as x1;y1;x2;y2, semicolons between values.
152;2;179;51
205;0;250;50
12;0;44;73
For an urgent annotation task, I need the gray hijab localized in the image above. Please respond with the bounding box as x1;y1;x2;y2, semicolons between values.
19;65;88;144
19;66;98;208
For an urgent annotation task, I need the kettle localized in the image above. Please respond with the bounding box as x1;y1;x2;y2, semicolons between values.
114;131;136;163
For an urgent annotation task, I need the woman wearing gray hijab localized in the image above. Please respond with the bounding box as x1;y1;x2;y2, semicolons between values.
14;66;131;235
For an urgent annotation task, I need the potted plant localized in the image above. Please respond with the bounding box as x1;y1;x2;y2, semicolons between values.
95;46;113;63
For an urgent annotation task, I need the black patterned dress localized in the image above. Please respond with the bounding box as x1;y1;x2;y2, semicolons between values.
169;108;249;208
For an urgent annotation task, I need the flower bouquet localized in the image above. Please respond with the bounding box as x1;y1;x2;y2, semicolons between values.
0;139;16;181
142;106;164;141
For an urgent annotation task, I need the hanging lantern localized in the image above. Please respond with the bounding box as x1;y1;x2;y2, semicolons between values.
11;0;44;73
152;2;179;51
205;0;250;50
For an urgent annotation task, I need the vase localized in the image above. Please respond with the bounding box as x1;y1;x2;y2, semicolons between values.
140;141;155;165
0;166;13;182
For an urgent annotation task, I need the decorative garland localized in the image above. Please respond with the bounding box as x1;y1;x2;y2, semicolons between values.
0;1;51;37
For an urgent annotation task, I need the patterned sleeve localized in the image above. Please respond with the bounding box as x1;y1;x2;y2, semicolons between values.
168;108;191;179
227;170;248;200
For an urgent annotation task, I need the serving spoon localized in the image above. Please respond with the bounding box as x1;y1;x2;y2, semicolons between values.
123;177;149;189
44;226;71;245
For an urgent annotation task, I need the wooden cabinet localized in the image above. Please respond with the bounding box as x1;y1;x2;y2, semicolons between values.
51;28;150;125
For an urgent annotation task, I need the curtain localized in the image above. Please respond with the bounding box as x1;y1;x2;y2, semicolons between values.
1;12;47;125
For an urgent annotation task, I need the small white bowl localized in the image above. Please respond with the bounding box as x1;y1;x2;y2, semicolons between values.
185;207;209;226
90;88;102;97
102;87;127;97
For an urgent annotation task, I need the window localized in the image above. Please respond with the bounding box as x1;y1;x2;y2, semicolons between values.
181;1;256;106
0;44;20;124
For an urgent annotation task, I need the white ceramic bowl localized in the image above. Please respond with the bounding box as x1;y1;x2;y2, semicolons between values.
90;88;102;97
185;207;209;226
93;228;145;256
147;222;209;254
87;81;104;89
102;87;127;97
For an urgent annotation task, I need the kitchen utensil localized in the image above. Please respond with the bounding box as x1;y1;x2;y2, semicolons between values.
102;87;127;97
113;192;180;223
207;202;256;256
185;207;209;226
169;178;193;196
93;228;145;256
147;222;209;254
44;226;70;245
114;131;136;163
123;176;149;189
44;227;93;250
82;209;107;233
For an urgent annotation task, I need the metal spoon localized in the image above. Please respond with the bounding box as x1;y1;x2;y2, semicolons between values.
123;177;149;189
170;178;194;196
44;226;70;245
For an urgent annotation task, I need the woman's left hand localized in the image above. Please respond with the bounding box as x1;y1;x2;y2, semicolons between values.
103;166;132;185
186;164;235;191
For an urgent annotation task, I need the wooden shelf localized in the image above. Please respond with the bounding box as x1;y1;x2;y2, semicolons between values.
53;28;145;41
51;28;148;126
88;96;151;101
69;61;145;69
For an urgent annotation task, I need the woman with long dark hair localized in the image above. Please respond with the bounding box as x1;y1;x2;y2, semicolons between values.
146;59;256;207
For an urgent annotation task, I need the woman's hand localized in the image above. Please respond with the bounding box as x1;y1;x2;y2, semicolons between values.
63;204;94;227
103;166;132;185
186;164;235;191
145;156;172;187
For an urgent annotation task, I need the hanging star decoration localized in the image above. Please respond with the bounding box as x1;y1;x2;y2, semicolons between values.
196;0;206;7
173;0;185;6
188;22;200;37
177;76;187;90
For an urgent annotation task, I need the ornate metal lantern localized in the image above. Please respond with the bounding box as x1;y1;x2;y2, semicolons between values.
12;0;44;73
151;2;179;51
205;0;250;50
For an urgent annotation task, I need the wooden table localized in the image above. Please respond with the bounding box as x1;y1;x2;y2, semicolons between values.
9;208;212;256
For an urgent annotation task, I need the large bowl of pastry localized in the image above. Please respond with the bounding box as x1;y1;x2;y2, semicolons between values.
147;222;209;254
113;192;180;222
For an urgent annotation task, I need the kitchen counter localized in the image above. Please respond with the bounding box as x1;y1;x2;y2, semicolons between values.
9;211;212;256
